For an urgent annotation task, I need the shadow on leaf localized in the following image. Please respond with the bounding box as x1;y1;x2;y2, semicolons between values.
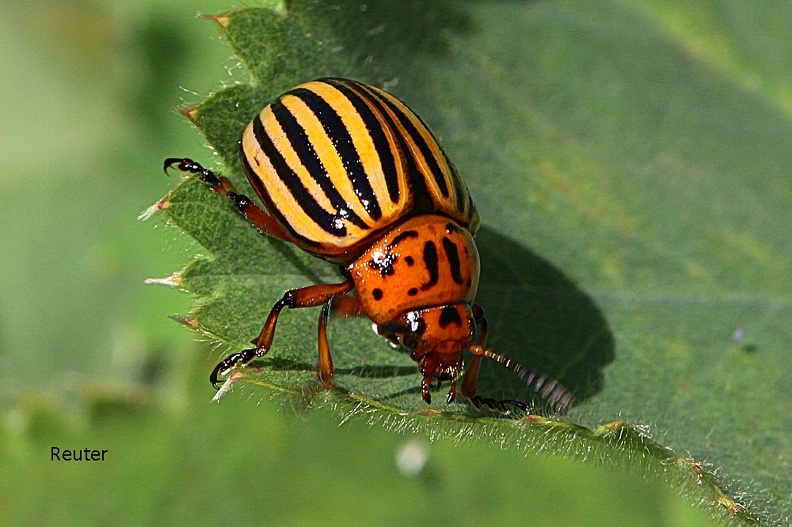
474;227;614;405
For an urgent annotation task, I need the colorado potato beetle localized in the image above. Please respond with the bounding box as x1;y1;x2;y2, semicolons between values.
165;78;572;413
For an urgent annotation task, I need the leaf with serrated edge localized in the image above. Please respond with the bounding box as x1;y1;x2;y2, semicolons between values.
148;4;791;526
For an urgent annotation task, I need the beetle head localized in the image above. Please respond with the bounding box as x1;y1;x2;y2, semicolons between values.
377;304;575;413
377;304;473;404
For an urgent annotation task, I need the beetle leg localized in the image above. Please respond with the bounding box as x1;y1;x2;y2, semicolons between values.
163;157;292;242
461;304;569;415
210;280;354;389
210;348;257;387
317;300;334;387
446;381;458;404
421;377;432;404
460;304;487;399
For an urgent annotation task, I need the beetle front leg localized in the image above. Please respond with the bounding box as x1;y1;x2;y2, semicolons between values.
210;280;354;388
461;303;487;400
316;300;334;387
163;157;292;242
421;376;432;404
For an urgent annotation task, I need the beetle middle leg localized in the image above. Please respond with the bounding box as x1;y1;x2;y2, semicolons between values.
210;280;354;388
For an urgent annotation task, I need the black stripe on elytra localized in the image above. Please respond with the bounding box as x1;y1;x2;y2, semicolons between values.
439;305;462;328
291;88;383;221
252;115;345;236
239;149;322;249
270;99;369;230
446;161;467;215
326;79;400;204
355;84;435;214
442;237;464;285
467;194;477;222
421;240;439;291
376;92;450;199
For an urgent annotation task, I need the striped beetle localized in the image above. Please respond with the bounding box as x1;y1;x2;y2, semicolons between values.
165;78;572;413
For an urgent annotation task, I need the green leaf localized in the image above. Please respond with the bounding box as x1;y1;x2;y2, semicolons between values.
149;3;791;526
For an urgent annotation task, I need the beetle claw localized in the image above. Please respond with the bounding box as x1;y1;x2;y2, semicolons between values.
162;157;222;188
421;377;432;404
446;382;458;405
210;348;258;389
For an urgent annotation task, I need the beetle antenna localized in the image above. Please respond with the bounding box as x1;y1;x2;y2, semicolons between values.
476;347;574;413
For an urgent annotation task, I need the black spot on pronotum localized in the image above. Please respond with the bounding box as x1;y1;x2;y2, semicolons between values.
388;230;419;249
442;237;464;284
369;251;397;276
405;256;414;266
439;305;462;328
372;288;384;301
421;241;439;290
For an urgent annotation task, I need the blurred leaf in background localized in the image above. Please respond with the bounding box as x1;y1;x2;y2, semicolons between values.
0;0;226;393
0;1;788;526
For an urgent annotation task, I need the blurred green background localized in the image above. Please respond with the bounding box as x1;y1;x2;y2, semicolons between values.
0;1;721;525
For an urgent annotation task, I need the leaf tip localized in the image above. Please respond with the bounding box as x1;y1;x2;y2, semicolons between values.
138;199;170;221
144;270;183;288
179;106;200;123
169;315;204;333
196;11;231;29
211;372;243;402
